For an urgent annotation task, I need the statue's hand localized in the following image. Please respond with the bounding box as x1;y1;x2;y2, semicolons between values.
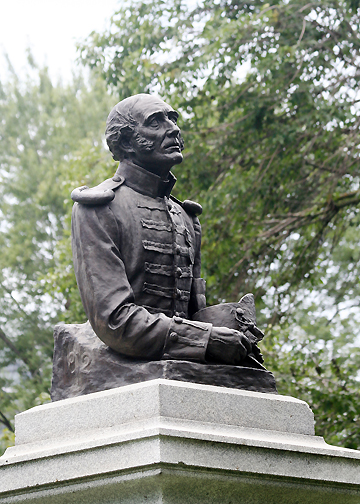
251;342;264;364
206;327;252;365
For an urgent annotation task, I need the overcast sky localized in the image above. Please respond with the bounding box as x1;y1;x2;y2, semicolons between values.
0;0;121;82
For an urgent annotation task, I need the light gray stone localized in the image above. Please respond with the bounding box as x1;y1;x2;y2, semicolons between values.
1;379;360;503
15;379;314;447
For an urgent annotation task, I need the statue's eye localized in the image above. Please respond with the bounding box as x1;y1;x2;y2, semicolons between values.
169;115;177;124
148;117;159;127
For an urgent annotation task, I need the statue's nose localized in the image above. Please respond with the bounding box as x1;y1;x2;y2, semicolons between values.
168;123;180;137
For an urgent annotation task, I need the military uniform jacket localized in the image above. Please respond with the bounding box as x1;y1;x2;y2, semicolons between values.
71;161;212;362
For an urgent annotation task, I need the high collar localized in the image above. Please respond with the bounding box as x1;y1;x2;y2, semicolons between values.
114;160;176;199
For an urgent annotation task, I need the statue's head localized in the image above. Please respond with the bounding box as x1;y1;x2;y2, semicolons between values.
105;94;184;178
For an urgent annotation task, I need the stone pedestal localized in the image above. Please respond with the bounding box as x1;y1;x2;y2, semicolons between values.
1;379;360;503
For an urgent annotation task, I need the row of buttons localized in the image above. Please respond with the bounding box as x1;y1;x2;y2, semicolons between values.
169;315;184;341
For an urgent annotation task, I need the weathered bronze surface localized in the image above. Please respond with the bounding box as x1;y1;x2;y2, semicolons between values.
51;322;277;401
51;94;276;399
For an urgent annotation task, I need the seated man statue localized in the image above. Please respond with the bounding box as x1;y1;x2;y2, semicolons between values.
52;94;275;400
71;94;254;366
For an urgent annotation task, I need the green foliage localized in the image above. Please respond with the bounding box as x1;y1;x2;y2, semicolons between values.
79;0;360;300
1;0;360;455
77;0;360;448
0;59;113;453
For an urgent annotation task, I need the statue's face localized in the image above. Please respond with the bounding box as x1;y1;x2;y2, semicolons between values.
129;95;183;177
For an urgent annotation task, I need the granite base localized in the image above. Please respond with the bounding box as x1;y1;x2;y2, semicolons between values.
1;380;360;503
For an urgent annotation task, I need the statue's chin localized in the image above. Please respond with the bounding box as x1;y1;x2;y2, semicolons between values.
171;152;183;165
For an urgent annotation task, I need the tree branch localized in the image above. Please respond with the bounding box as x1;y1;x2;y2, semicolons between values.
0;326;38;377
0;410;14;433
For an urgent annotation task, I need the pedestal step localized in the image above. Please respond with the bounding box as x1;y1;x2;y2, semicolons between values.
1;380;360;503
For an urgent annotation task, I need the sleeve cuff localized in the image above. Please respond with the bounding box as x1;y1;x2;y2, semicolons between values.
162;316;212;363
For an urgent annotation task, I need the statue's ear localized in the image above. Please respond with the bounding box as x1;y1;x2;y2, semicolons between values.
118;125;135;155
118;136;135;155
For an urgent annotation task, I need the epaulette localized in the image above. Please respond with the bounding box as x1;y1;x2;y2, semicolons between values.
71;175;125;205
170;196;203;216
182;199;203;216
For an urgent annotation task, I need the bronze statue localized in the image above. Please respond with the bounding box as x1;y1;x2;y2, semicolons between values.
51;94;276;400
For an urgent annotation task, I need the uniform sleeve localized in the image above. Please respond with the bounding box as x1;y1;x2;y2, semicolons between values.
72;202;211;362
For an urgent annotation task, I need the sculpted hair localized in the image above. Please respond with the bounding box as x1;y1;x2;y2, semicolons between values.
105;103;137;161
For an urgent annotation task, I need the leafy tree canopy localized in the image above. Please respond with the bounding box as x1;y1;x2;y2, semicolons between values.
0;58;113;453
79;0;360;299
77;0;360;448
1;0;360;453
